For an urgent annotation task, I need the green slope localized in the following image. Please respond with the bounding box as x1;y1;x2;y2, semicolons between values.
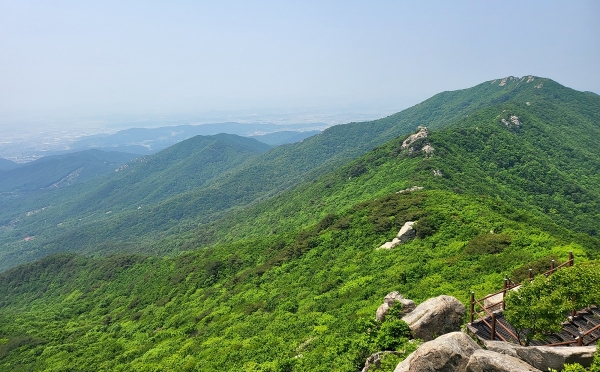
0;134;271;271
0;77;599;371
167;83;600;251
0;192;595;371
2;76;584;271
0;149;138;193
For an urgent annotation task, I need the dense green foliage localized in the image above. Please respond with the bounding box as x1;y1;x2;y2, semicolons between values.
0;134;271;271
0;149;138;192
0;188;595;371
0;76;599;371
6;76;598;271
505;262;600;344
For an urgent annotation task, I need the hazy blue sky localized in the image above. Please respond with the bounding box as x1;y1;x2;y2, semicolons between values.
1;0;598;126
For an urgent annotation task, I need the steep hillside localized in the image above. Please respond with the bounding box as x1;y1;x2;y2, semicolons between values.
0;192;596;371
1;76;582;271
250;130;321;146
165;84;600;251
0;77;599;371
0;149;138;193
0;134;271;271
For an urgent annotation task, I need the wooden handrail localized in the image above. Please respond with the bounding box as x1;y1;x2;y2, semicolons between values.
582;323;600;345
545;339;579;347
468;253;578;347
471;298;520;343
472;307;509;343
471;253;574;317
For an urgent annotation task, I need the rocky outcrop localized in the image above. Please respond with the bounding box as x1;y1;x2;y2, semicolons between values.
402;295;466;341
401;127;428;149
378;222;415;249
396;186;423;194
465;349;542;372
394;332;479;372
421;144;435;155
484;340;597;371
361;351;402;372
375;292;416;321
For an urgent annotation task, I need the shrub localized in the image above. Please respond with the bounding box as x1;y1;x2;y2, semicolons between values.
510;255;559;283
465;233;512;255
374;319;412;351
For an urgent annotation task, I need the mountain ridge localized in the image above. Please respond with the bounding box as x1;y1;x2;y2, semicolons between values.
1;76;597;271
0;76;599;371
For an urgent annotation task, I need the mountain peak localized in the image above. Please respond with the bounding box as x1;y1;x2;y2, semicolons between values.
490;75;545;87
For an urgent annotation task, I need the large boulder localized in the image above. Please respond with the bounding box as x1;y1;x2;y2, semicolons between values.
466;349;541;372
378;221;416;249
402;295;466;341
394;331;480;372
375;292;416;321
484;340;597;371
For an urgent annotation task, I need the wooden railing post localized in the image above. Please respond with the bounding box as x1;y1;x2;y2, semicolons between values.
569;251;574;267
578;332;583;346
491;312;497;340
470;292;475;323
502;277;507;311
528;268;533;281
550;260;555;274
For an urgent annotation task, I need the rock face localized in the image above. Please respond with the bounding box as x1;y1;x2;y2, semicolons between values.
375;292;416;321
402;295;466;341
465;349;542;372
396;186;423;194
484;340;597;371
378;221;416;250
394;332;479;372
401;127;428;149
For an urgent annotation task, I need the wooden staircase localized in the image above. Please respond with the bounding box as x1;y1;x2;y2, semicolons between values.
467;306;600;346
466;252;600;346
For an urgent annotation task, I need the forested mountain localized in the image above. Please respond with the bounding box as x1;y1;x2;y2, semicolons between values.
250;130;321;146
0;76;599;371
3;76;587;273
0;150;139;193
0;134;272;271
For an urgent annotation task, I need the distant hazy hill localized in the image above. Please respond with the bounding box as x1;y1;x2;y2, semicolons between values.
250;130;321;146
0;149;138;193
67;123;324;155
0;158;18;171
0;77;599;371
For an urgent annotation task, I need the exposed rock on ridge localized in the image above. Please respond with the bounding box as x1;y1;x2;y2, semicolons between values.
375;292;416;321
378;221;416;249
466;349;542;372
394;332;479;372
401;126;428;149
484;340;597;371
402;295;466;341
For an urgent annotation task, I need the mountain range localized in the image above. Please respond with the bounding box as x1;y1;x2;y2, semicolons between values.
0;76;599;371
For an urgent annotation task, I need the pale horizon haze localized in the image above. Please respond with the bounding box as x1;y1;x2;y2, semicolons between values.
1;0;599;131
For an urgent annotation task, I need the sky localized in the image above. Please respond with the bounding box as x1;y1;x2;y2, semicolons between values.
0;0;599;130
